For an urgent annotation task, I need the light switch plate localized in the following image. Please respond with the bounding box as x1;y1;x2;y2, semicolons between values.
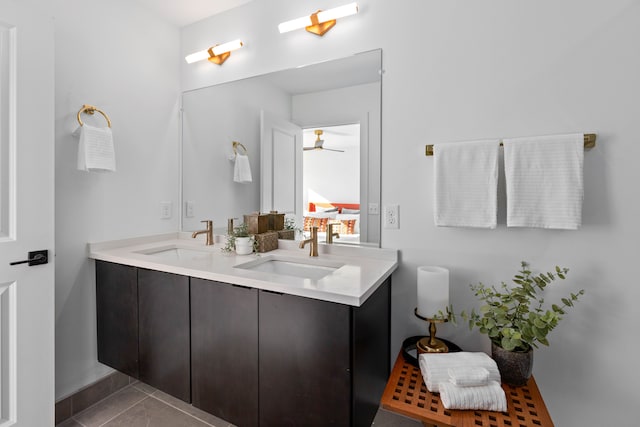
160;201;172;219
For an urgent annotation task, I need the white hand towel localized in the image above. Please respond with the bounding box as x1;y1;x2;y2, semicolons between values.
433;140;500;228
448;366;490;387
503;134;584;229
419;352;501;393
439;380;507;412
233;154;252;183
77;124;116;172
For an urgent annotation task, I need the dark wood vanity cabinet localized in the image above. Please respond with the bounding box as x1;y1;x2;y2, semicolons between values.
138;269;191;403
96;259;391;427
259;278;391;427
190;279;259;427
259;290;351;426
95;261;139;379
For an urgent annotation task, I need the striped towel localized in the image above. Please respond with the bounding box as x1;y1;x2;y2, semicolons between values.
419;352;501;393
439;380;507;412
448;366;490;387
503;134;584;229
433;140;501;228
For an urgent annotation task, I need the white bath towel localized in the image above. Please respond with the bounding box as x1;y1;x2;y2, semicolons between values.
433;140;500;228
448;366;490;387
419;352;501;393
233;154;252;183
503;134;584;229
77;124;116;172
439;380;507;412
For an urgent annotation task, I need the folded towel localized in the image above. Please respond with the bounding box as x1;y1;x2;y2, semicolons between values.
433;140;500;228
77;124;116;172
439;380;507;412
419;352;501;393
448;367;490;387
233;154;252;183
503;134;584;229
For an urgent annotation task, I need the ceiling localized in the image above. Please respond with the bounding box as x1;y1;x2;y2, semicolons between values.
134;0;255;27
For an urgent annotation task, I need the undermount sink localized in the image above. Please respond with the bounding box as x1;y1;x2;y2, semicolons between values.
234;256;344;280
136;245;214;261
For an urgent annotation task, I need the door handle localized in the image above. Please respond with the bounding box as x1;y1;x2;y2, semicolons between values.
9;250;48;266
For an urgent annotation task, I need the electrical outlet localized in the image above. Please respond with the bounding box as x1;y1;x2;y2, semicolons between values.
368;203;379;215
384;204;399;229
160;201;172;219
185;201;195;218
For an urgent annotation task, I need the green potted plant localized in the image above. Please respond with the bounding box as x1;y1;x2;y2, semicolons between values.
454;261;584;386
223;222;254;255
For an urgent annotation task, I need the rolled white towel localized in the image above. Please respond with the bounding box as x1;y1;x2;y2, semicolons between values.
419;352;501;393
448;367;490;387
439;380;507;412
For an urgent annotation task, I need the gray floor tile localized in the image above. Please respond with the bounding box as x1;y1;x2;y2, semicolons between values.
73;385;148;427
56;418;83;427
371;407;423;426
131;380;157;395
102;397;212;427
151;390;232;427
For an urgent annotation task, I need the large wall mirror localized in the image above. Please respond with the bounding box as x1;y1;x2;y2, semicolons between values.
181;49;382;247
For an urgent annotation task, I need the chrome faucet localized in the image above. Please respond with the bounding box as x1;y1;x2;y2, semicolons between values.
326;222;340;244
299;226;319;257
192;220;214;245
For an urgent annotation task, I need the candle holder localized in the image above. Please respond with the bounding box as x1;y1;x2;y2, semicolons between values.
414;308;449;354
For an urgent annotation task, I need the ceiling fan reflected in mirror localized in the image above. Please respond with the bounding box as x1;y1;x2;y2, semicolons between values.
304;129;345;152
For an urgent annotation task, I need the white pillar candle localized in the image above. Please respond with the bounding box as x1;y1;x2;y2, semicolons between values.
416;266;450;318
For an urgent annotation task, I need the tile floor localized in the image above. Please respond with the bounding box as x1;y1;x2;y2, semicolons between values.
56;380;422;427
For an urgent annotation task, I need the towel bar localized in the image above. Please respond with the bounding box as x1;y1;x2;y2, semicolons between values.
232;141;248;155
425;133;596;156
77;104;112;128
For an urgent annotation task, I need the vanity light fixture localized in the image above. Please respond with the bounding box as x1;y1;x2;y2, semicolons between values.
278;2;359;36
184;39;244;65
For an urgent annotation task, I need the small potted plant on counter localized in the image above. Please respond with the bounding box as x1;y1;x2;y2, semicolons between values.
454;261;584;386
223;222;254;255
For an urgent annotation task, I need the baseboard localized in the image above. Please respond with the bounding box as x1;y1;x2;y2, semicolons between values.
55;371;133;425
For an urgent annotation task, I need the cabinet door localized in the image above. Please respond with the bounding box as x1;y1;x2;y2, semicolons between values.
191;279;259;427
259;291;351;427
352;278;391;427
96;261;138;378
138;269;190;402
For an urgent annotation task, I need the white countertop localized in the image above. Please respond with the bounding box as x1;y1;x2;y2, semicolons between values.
89;233;398;306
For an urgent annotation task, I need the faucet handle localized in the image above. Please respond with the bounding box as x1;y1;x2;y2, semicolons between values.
201;219;213;228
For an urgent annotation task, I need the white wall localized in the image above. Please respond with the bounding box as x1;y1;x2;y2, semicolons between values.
303;140;360;206
182;1;640;426
54;0;180;399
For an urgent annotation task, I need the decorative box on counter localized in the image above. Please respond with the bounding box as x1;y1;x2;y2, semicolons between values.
277;229;295;240
268;211;285;231
255;231;279;253
244;212;269;235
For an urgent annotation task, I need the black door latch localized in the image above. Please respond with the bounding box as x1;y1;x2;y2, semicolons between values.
9;249;49;266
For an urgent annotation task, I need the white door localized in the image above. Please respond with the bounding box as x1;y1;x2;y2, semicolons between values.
0;2;55;426
260;111;303;225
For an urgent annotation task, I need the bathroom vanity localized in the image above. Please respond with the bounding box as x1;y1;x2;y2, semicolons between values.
90;233;397;427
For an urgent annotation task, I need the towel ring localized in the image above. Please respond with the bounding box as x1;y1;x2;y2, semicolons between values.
232;141;248;155
77;104;112;128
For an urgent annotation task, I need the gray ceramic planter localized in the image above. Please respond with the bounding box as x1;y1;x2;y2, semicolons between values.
491;342;533;386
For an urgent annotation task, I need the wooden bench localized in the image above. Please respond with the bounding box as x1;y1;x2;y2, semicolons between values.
380;351;554;427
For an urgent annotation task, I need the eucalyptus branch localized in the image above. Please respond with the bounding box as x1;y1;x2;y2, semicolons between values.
456;261;584;352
